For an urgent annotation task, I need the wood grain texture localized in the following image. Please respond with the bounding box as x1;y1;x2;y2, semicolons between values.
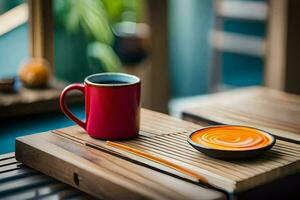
285;0;300;94
53;127;300;193
106;141;209;186
0;154;90;200
28;0;54;67
265;0;287;90
265;0;300;94
16;108;300;197
147;0;170;113
0;152;15;161
0;80;83;119
16;132;225;200
182;87;300;143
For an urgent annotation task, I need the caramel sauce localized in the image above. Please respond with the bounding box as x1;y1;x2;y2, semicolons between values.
191;126;272;151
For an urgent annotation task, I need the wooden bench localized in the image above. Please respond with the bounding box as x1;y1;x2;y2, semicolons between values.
0;153;91;199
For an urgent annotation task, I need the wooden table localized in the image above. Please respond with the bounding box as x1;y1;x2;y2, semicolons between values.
179;86;300;199
0;153;224;200
15;109;300;200
181;86;300;143
14;117;225;199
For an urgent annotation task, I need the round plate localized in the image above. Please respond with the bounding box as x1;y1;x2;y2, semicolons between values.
187;125;276;159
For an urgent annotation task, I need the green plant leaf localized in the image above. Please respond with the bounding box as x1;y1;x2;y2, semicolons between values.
87;42;121;72
102;0;124;23
54;0;113;44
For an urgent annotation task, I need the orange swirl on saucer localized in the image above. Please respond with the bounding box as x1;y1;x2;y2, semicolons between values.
191;126;272;151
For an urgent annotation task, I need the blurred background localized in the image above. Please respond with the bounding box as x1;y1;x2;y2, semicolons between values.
1;0;299;153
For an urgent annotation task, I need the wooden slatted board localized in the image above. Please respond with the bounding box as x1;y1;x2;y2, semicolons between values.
0;153;91;199
182;87;300;143
15;110;225;200
16;109;300;198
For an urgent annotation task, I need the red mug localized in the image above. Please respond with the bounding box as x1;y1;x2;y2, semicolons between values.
60;73;141;140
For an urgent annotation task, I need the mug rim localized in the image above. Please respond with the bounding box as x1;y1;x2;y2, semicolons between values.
85;72;140;87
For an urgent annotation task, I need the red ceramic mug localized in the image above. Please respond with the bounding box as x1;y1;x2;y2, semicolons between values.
60;73;141;140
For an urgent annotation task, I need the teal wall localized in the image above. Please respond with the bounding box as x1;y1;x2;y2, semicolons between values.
168;0;213;97
0;1;27;79
222;18;265;86
0;23;28;78
0;0;265;93
54;28;92;83
169;0;214;98
0;23;100;82
169;0;265;96
0;0;24;14
0;105;85;154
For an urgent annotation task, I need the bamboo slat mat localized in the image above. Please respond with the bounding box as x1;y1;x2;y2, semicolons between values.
54;109;300;193
182;87;300;143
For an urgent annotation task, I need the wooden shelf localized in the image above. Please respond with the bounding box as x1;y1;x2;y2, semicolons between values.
0;80;83;119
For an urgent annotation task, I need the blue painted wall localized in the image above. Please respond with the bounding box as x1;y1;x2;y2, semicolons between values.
222;18;265;86
0;106;85;154
169;0;266;97
169;0;214;98
0;23;28;78
0;0;23;14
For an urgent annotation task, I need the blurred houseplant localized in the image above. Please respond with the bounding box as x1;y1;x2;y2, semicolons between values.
54;0;142;82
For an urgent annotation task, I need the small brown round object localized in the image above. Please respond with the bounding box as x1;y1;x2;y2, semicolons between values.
19;58;51;88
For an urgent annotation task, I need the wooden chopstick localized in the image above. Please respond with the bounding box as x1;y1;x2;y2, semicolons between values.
106;141;209;186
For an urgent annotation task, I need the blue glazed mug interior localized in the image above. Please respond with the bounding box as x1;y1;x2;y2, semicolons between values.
85;73;140;86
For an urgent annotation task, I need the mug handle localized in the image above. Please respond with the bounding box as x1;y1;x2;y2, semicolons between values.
60;83;86;129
